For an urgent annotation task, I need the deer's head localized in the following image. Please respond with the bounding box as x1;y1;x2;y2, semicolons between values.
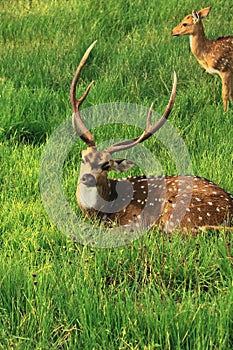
70;41;177;210
172;6;211;36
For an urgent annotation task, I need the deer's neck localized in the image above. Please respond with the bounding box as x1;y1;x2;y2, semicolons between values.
77;176;115;210
189;23;210;61
77;177;134;219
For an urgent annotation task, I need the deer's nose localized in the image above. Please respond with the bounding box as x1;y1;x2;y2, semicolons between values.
81;173;96;187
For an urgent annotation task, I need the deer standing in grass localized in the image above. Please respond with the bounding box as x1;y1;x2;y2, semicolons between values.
172;6;233;111
71;41;233;233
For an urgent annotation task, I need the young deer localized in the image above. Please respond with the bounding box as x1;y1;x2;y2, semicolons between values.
172;6;233;111
71;41;233;233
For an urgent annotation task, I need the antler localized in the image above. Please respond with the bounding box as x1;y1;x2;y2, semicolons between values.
105;71;177;154
70;40;97;147
71;42;177;151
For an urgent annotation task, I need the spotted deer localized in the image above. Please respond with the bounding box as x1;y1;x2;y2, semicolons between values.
172;6;233;111
71;41;233;233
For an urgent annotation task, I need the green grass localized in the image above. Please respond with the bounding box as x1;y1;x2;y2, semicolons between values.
1;0;233;348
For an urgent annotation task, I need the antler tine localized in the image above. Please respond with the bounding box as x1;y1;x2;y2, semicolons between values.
138;71;177;142
106;72;177;154
70;40;97;147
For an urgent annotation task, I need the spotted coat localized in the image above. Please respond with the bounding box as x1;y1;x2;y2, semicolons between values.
78;170;233;233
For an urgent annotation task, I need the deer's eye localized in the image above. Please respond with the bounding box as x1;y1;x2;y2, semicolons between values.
101;162;110;170
182;23;188;27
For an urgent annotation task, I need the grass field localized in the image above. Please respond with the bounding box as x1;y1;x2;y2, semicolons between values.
1;0;233;349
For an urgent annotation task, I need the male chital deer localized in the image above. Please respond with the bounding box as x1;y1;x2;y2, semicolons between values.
71;41;233;233
172;6;233;111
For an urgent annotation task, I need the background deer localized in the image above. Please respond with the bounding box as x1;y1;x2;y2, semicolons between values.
172;6;233;111
70;41;233;233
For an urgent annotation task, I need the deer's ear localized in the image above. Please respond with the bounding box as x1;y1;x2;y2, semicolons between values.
198;6;211;19
111;159;135;172
192;10;200;23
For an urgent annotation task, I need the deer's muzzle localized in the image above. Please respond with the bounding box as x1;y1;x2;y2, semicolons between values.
81;173;96;187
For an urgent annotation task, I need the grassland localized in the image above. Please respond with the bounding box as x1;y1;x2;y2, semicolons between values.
1;0;233;349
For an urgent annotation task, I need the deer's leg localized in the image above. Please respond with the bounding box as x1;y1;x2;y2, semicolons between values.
230;73;233;104
221;72;231;111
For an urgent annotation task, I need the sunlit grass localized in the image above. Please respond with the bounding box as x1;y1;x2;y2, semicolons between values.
1;0;233;348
